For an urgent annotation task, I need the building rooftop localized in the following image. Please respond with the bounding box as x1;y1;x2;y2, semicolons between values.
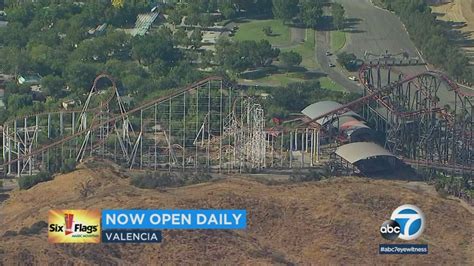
129;13;160;36
18;73;42;85
335;142;395;164
301;101;362;126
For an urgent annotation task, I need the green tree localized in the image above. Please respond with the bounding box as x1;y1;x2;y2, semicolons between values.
0;22;29;48
219;0;236;19
190;28;203;50
185;12;200;26
300;0;323;28
280;51;302;69
332;2;345;30
65;62;99;93
0;46;30;75
150;59;169;77
7;93;33;113
41;75;66;98
131;29;180;65
168;8;183;29
272;0;298;23
174;28;190;47
28;44;56;73
336;52;357;70
215;38;279;72
200;13;215;27
5;4;35;26
253;39;280;66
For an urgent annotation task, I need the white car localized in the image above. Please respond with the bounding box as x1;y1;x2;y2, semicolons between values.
348;76;358;81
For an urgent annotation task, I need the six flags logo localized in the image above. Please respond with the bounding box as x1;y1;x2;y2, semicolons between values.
48;210;101;243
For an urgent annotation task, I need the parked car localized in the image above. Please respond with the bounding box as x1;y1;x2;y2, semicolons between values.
325;51;332;56
348;76;358;81
329;63;335;67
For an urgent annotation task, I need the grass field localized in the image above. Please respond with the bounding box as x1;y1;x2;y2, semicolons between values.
240;73;346;92
234;22;345;91
319;76;345;91
330;30;346;53
234;19;291;46
251;72;317;87
281;29;318;69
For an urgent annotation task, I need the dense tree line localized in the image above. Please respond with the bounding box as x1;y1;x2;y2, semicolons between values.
0;1;204;122
215;38;280;72
271;0;344;30
332;2;345;30
168;0;273;24
381;0;472;82
264;81;359;119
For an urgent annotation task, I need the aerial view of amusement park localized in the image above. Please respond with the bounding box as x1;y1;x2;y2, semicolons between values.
0;0;472;264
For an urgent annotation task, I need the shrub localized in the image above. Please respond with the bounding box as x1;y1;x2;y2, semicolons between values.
290;170;323;182
17;221;48;235
18;227;31;235
29;221;48;234
279;51;302;69
18;171;53;190
131;173;183;189
262;26;273;36
3;230;17;237
131;172;213;189
336;52;358;71
60;158;77;173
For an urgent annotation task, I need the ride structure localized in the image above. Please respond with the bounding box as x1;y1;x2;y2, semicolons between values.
0;75;322;176
1;66;472;179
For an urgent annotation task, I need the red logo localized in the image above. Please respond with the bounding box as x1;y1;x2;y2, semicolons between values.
64;213;74;235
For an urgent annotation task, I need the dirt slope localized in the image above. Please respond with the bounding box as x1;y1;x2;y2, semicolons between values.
0;162;472;265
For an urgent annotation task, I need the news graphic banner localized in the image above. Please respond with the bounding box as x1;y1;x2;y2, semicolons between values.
378;204;428;254
48;209;247;243
102;209;247;230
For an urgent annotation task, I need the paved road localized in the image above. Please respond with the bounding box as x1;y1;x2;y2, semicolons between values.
316;30;362;93
317;0;473;99
340;0;415;55
338;0;427;75
314;0;431;95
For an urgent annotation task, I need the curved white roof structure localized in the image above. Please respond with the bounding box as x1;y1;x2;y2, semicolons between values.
301;101;362;125
335;142;395;164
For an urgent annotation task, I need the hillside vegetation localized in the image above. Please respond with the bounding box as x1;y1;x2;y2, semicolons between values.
0;160;472;264
380;0;472;83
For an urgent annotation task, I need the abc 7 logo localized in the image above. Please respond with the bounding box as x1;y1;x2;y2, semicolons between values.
380;204;425;241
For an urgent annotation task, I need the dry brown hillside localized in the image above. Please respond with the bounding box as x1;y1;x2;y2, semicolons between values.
0;162;473;265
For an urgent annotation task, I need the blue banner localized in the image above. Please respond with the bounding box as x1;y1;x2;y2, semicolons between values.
102;230;162;243
102;209;247;230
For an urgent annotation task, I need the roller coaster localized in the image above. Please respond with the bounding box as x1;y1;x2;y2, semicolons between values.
1;66;473;178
